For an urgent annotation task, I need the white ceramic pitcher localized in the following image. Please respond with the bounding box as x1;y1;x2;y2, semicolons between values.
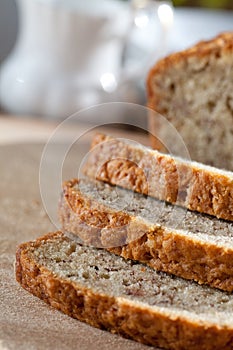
0;0;173;119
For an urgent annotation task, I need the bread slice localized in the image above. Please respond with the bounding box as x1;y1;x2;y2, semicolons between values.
82;133;233;221
147;32;233;171
59;177;233;292
16;231;233;350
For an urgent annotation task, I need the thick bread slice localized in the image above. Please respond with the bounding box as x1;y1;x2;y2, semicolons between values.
59;178;233;292
83;133;233;221
16;231;233;350
147;32;233;171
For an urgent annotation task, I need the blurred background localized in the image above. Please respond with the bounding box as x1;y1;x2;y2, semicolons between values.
0;0;232;123
173;0;233;8
1;0;232;65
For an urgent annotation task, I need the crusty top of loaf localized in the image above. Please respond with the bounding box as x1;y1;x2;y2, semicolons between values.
147;32;233;101
146;32;233;170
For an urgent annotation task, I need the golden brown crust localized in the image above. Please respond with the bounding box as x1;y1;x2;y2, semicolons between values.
61;179;150;248
60;180;233;292
15;231;233;350
147;32;233;102
83;133;233;221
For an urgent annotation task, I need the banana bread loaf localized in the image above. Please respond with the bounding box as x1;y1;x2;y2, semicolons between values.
83;133;233;221
16;231;233;350
147;32;233;170
59;177;233;292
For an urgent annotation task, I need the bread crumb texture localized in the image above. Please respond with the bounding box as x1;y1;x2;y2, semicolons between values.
16;232;233;350
147;32;233;171
59;178;233;292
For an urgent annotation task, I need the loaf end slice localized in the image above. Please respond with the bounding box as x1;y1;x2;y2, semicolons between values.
16;231;233;350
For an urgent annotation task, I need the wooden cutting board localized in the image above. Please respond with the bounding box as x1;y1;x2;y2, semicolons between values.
0;142;154;350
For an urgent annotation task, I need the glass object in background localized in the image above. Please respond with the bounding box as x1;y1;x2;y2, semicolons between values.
122;0;174;77
117;0;173;106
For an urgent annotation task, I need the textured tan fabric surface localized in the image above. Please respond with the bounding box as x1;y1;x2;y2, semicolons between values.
0;143;152;350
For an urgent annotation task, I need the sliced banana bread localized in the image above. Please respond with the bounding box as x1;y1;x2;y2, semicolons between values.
16;231;233;350
59;177;233;292
147;32;233;170
83;133;233;221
